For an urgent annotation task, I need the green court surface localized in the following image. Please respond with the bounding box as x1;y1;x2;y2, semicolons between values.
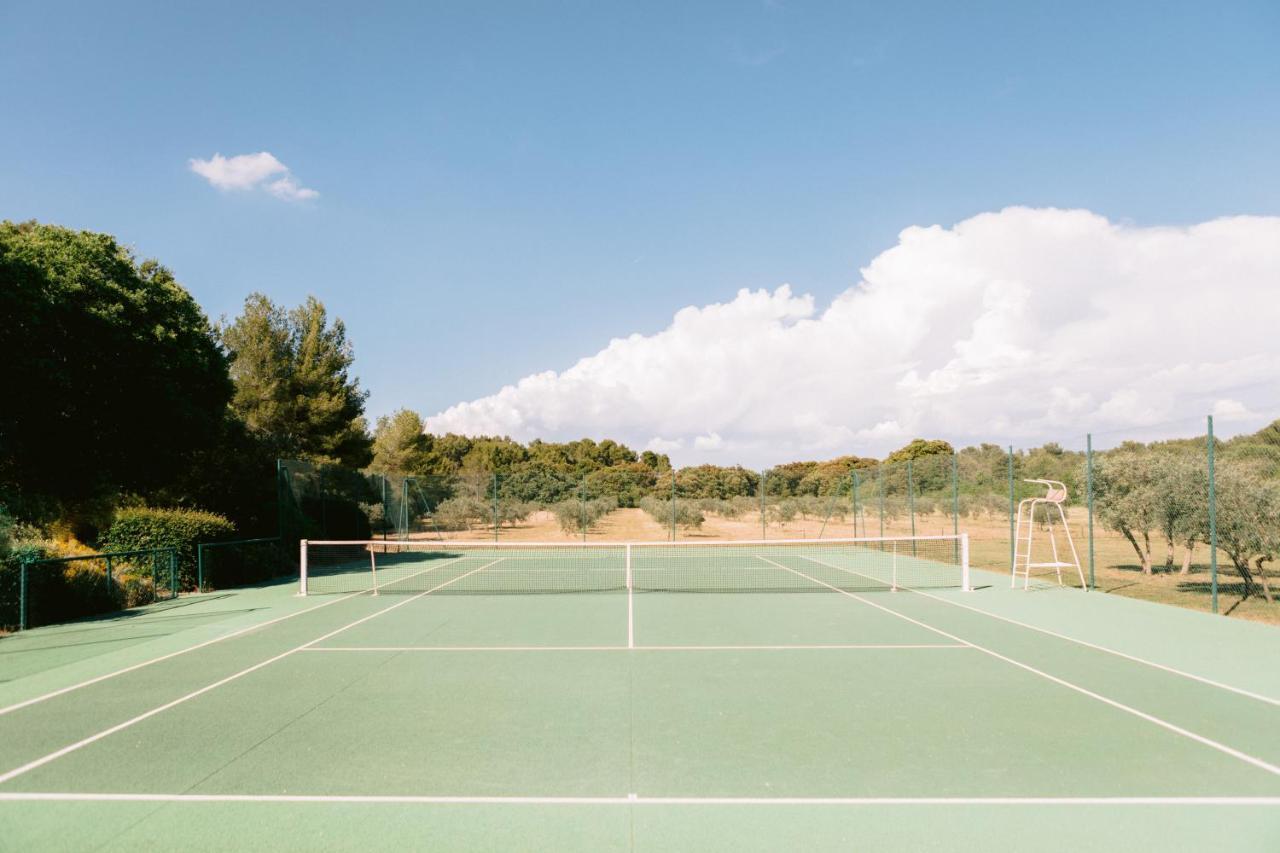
1;544;1278;851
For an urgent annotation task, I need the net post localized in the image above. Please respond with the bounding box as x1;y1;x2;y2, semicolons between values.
961;533;971;592
370;546;379;595
891;541;898;592
298;539;308;596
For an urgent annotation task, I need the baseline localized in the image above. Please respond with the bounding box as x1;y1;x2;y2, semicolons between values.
300;643;968;652
1;791;1277;806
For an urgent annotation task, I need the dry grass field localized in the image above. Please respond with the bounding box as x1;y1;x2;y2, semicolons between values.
419;505;1279;625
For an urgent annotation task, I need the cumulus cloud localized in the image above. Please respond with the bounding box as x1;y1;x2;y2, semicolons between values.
188;152;318;200
426;208;1280;464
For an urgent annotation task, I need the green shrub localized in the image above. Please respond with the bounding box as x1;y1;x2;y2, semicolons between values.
102;507;236;591
553;497;617;535
639;496;704;530
0;513;55;629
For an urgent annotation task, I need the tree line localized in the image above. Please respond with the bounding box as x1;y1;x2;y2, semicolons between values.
3;220;1277;606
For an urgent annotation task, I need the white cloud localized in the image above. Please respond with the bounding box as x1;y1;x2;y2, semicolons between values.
1212;399;1257;422
188;152;318;201
694;432;725;451
426;207;1280;464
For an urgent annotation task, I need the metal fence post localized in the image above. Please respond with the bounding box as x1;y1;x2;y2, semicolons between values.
951;453;960;563
19;559;28;631
907;459;917;555
380;476;389;540
493;474;500;543
1207;415;1218;614
670;469;677;542
877;463;885;538
852;471;860;538
1086;434;1096;590
1007;446;1015;575
759;470;766;540
170;549;179;597
197;543;205;592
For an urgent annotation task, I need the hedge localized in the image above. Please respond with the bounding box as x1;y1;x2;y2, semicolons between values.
102;507;235;591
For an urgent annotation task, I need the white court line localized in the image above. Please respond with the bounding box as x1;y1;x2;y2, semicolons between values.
299;644;968;652
0;589;368;718
0;559;503;787
755;557;1280;779
0;553;478;719
801;556;1280;706
911;583;1279;707
0;791;1277;806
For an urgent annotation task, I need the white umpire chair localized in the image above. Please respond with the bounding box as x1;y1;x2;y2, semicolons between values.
1012;479;1086;590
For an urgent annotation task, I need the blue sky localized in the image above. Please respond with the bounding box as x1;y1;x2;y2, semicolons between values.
3;2;1278;462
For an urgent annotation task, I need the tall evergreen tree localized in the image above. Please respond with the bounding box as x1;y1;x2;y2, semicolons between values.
220;294;372;467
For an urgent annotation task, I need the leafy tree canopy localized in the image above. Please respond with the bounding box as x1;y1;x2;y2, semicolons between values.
220;293;372;468
885;439;955;464
0;221;232;517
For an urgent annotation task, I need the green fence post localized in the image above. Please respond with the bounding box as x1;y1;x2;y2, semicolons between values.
907;459;917;554
760;470;766;540
1007;446;1015;575
877;463;885;538
951;453;960;563
1086;434;1096;590
670;469;677;542
170;549;178;597
395;477;404;537
492;474;500;543
1207;415;1218;615
581;476;588;543
106;555;114;594
376;471;386;537
197;543;205;592
276;459;285;541
19;559;28;631
851;471;860;538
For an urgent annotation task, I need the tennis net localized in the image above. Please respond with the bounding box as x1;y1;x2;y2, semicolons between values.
300;535;969;595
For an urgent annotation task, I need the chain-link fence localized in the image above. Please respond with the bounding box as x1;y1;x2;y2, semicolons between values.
275;411;1279;621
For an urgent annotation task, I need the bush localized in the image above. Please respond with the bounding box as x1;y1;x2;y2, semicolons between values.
102;507;236;591
639;496;704;530
553;497;617;535
433;496;490;531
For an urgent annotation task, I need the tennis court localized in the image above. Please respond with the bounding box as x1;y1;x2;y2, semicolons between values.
1;535;1278;851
